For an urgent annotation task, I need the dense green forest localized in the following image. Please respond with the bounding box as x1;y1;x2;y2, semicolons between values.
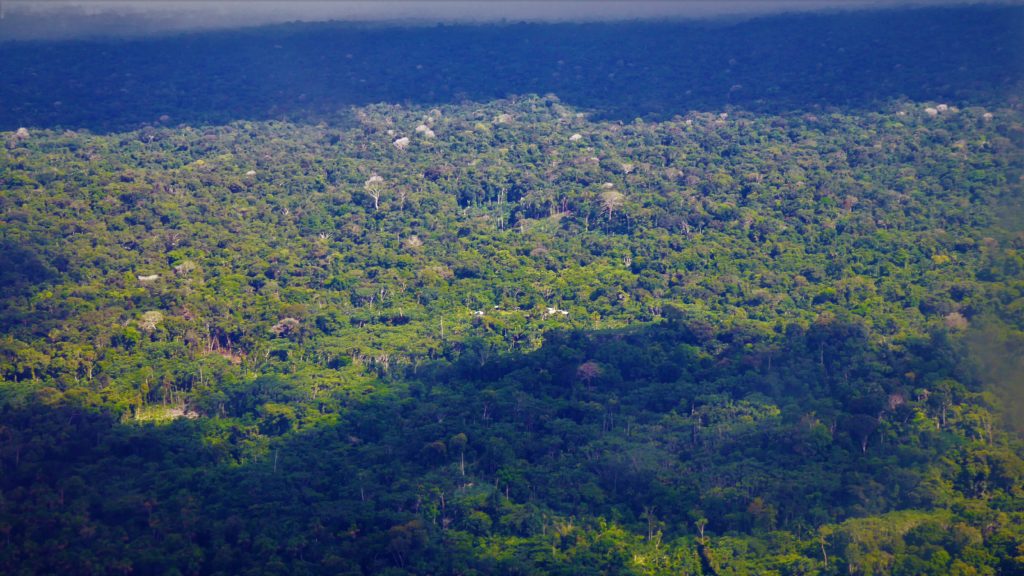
2;6;1024;576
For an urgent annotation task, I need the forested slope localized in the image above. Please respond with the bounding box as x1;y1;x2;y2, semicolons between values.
1;7;1024;576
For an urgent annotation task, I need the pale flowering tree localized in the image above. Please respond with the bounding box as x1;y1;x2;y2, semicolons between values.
270;317;301;338
138;311;164;333
364;174;386;211
577;361;602;391
600;189;625;219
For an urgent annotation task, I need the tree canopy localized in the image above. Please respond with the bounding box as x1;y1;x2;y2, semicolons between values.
1;6;1023;575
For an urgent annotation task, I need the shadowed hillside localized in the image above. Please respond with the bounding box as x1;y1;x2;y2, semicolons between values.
0;6;1021;132
3;315;1022;575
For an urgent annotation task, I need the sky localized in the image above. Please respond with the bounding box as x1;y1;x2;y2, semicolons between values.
0;1;1012;40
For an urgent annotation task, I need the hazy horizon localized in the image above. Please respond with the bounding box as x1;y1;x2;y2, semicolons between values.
1;0;1013;40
